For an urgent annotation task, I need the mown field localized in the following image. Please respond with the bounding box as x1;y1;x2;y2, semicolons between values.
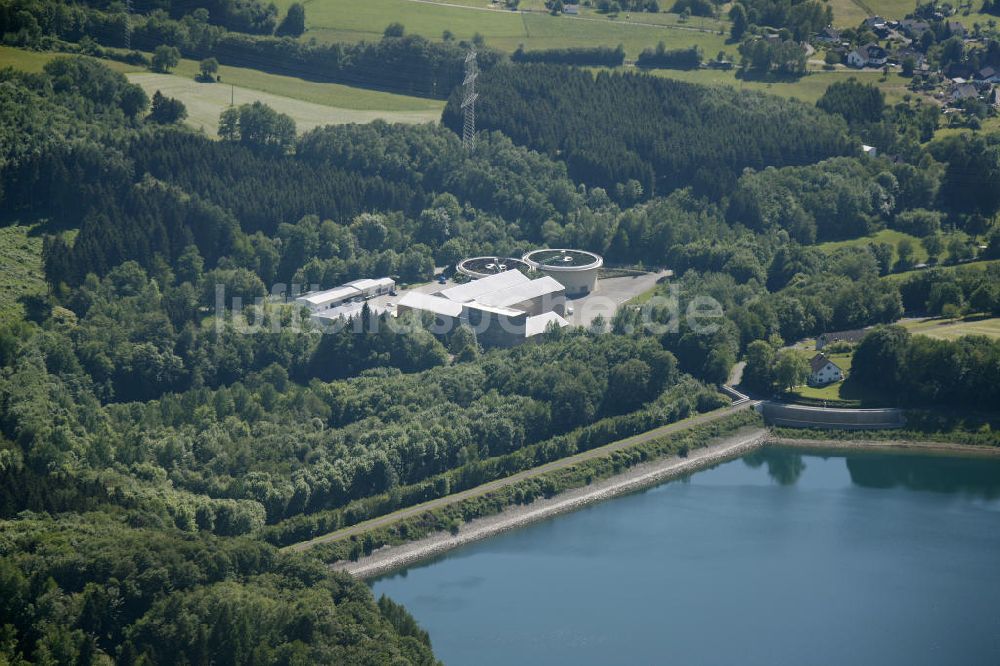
828;0;998;29
900;316;1000;340
816;228;974;266
0;47;444;133
127;72;442;134
286;0;729;57
647;67;912;104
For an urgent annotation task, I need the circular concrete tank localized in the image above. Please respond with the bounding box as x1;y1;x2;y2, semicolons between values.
456;256;533;279
522;249;602;296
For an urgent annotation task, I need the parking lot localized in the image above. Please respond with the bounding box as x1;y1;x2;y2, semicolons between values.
566;270;670;326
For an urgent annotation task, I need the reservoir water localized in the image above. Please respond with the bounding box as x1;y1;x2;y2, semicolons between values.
371;448;1000;665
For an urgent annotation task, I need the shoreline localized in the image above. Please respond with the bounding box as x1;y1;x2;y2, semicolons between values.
336;427;769;580
337;430;1000;580
770;437;1000;458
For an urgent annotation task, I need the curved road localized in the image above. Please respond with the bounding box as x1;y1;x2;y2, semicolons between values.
284;400;754;552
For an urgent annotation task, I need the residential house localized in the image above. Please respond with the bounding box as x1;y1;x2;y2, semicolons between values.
950;82;979;103
976;66;1000;83
808;354;845;386
847;43;888;68
946;20;967;38
562;4;580;14
891;47;925;68
816;27;842;44
863;16;890;37
899;19;931;39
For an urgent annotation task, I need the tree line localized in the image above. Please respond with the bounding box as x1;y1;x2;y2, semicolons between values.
852;325;1000;410
636;43;703;69
512;44;626;67
0;0;496;97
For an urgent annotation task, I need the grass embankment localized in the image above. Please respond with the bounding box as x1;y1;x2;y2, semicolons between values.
771;411;1000;448
304;409;762;565
0;45;82;72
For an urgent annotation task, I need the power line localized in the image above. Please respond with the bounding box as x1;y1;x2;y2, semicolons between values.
461;48;478;150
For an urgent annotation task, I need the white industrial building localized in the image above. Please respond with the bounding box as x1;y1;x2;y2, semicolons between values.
438;270;530;303
345;277;395;299
396;271;569;346
396;291;463;318
295;277;395;313
438;270;565;316
295;277;395;327
295;286;361;312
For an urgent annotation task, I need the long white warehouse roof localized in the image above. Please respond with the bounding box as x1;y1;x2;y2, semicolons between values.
397;292;463;318
438;270;530;303
346;277;394;291
476;275;564;308
295;286;359;307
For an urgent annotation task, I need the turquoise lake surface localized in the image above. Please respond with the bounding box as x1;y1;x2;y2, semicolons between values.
372;448;1000;665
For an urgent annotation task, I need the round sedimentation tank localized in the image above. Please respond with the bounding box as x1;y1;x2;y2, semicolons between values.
456;256;532;279
522;249;602;296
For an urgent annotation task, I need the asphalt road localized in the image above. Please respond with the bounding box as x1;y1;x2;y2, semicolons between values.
284;400;753;552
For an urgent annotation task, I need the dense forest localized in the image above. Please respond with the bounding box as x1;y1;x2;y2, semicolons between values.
0;515;438;663
444;63;858;200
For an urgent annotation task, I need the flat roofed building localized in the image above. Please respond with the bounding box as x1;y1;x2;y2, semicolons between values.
295;285;360;311
346;277;395;298
438;270;530;303
399;271;572;347
476;275;566;315
295;276;394;311
397;292;463;319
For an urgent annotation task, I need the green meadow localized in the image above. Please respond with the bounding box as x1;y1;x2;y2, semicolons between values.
291;0;728;57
